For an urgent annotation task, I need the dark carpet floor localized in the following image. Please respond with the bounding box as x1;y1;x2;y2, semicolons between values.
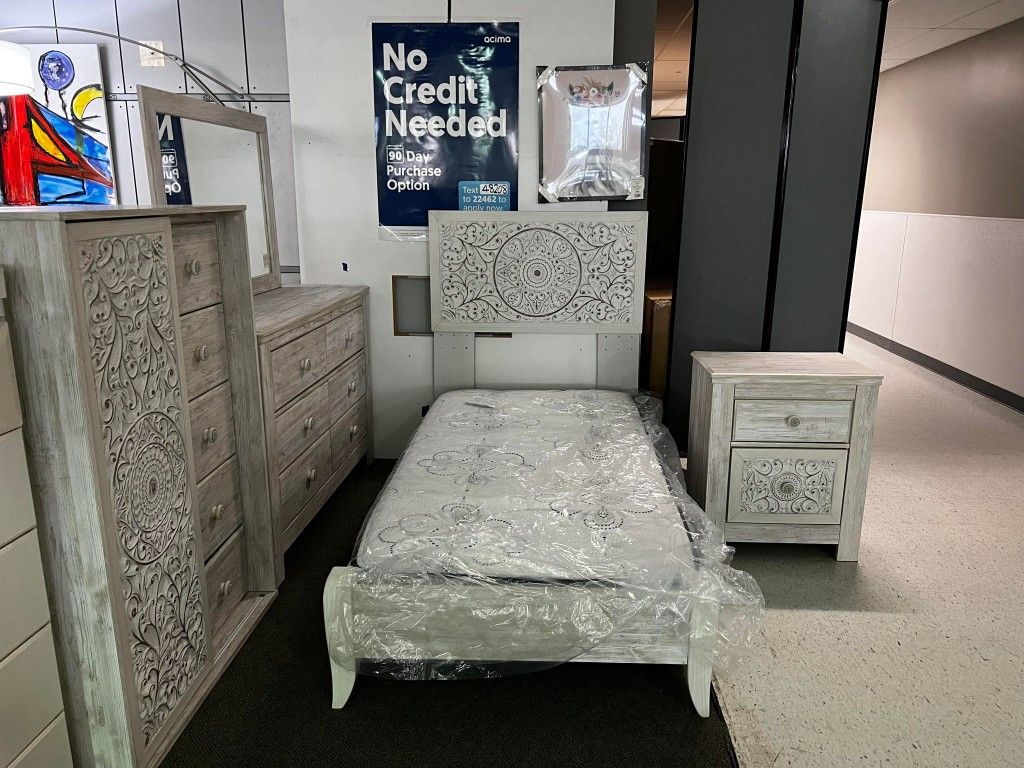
165;460;737;768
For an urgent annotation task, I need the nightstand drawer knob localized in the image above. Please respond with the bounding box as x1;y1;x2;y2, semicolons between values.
785;415;802;428
779;481;797;496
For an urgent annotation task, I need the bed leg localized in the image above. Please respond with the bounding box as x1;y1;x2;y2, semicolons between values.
324;566;358;708
686;600;720;718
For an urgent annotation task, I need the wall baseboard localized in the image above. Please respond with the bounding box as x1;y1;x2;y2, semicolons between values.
847;322;1023;413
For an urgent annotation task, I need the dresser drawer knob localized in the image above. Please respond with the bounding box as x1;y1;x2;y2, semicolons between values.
219;579;233;598
304;416;316;432
211;503;225;521
300;357;313;372
350;424;360;438
348;380;358;393
185;258;202;276
195;344;210;362
306;467;318;485
203;427;219;444
345;330;356;345
785;415;802;428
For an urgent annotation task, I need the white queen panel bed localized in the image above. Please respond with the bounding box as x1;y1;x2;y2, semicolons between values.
323;212;763;716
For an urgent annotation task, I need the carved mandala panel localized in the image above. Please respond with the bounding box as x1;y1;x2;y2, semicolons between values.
77;227;207;746
739;457;836;516
435;216;643;328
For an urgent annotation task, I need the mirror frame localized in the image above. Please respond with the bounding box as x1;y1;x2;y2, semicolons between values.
137;85;282;294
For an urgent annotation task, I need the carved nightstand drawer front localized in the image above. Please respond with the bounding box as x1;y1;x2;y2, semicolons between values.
733;399;853;443
727;447;847;525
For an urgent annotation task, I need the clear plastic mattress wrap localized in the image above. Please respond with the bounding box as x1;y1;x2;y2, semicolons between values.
327;390;764;681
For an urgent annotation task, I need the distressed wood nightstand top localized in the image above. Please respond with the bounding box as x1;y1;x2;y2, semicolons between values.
692;351;882;383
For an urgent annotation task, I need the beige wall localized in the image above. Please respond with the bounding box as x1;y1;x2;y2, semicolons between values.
863;18;1024;219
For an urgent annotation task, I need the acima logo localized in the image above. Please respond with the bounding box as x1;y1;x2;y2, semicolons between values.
483;35;512;43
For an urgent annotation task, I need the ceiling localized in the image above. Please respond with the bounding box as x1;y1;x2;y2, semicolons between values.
881;0;1024;70
650;0;1024;118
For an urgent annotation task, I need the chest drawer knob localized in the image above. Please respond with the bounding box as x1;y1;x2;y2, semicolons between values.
203;427;219;444
219;579;233;598
195;344;210;362
350;424;360;438
185;258;202;277
304;416;316;432
345;330;356;345
211;503;225;521
785;415;802;428
348;380;358;393
306;467;318;485
300;357;313;372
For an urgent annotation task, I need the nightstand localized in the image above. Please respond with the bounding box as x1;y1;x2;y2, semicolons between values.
687;352;882;561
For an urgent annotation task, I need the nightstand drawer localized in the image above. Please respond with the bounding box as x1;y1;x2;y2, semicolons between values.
727;447;847;525
733;399;852;443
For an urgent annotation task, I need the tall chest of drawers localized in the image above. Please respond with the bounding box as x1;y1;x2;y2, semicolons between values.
0;207;279;767
687;352;882;561
252;285;372;558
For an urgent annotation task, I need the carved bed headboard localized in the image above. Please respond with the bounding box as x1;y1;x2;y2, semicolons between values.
428;211;649;396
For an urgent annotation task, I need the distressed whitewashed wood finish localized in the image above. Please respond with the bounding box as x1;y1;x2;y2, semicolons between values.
732;399;853;443
688;352;881;559
727;447;848;525
429;211;648;334
179;303;230;400
275;381;331;468
171;221;222;314
0;207;278;767
195;457;244;557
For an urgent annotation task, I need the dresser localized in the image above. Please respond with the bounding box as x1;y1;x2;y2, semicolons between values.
0;207;279;767
0;269;74;768
687;352;882;561
252;285;371;558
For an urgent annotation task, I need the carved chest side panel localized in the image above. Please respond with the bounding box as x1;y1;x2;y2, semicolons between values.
70;220;208;752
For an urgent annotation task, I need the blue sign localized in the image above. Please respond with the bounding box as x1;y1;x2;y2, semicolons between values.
372;22;519;233
458;181;511;212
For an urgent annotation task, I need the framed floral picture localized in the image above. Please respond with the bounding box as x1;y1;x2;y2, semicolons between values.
537;63;649;203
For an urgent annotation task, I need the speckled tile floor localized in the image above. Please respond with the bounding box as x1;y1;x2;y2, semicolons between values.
716;335;1024;768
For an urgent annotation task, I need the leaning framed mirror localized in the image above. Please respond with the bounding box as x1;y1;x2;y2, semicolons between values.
137;85;282;294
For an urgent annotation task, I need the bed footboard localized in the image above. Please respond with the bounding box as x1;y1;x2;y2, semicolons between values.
324;566;358;708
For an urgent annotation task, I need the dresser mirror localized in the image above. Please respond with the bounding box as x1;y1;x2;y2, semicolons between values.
138;85;282;293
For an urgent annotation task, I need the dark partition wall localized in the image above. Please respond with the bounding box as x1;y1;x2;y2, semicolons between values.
767;0;887;351
665;0;887;443
665;0;797;439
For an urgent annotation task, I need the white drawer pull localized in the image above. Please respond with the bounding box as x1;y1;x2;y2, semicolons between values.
306;467;318;484
304;416;316;431
195;344;210;362
203;427;218;443
350;424;360;438
219;580;233;598
185;258;202;276
785;415;802;428
300;357;313;372
211;503;225;521
348;380;357;393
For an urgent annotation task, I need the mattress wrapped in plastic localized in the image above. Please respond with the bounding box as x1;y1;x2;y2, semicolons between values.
326;390;764;680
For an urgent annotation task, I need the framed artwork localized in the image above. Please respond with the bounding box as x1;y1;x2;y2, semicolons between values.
537;63;649;203
0;44;117;205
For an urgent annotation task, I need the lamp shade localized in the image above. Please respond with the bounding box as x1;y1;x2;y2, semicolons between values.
0;41;34;96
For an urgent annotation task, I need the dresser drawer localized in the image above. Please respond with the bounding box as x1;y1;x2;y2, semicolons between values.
0;429;35;547
196;457;244;559
173;221;222;314
732;399;852;443
190;381;237;480
204;528;248;641
0;627;65;767
276;381;330;469
8;713;72;768
0;323;21;434
331;397;368;469
727;447;847;525
0;532;50;661
279;432;332;531
326;307;364;368
327;352;367;423
270;326;327;410
179;303;229;401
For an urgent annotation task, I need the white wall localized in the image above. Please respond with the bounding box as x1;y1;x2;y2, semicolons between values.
849;211;1024;397
284;0;615;456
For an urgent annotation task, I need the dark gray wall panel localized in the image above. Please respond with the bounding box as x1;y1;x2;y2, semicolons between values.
665;0;795;439
768;0;885;352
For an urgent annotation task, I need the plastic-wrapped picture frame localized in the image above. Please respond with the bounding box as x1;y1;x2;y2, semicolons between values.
537;63;649;203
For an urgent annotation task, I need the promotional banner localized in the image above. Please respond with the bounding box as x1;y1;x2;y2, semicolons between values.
156;113;192;205
372;22;519;240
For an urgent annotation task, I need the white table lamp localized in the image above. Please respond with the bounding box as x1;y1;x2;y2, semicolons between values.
0;40;33;96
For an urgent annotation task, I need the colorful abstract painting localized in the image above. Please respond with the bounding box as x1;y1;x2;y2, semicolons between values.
0;44;116;206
